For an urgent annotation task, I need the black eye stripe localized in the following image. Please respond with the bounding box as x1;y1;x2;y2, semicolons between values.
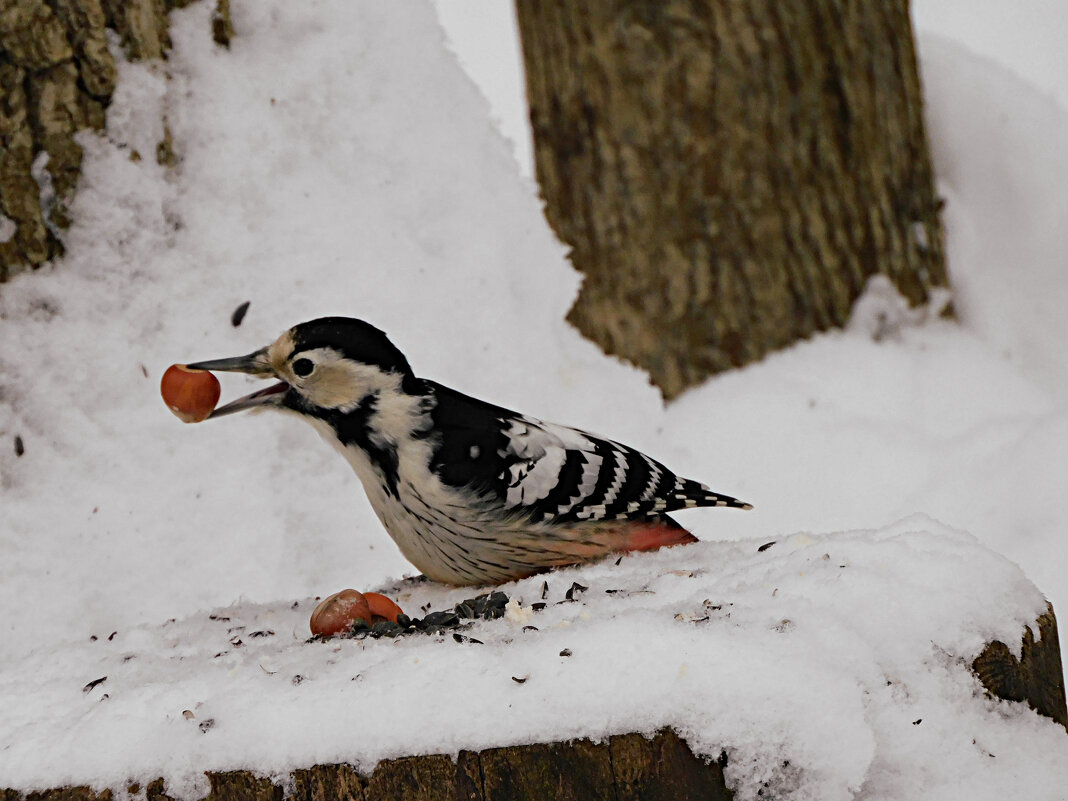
292;357;314;377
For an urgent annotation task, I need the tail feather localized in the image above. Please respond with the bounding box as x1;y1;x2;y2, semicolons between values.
676;478;753;511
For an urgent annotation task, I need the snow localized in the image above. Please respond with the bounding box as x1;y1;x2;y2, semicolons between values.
0;519;1060;801
1;0;1067;797
918;32;1068;397
912;0;1068;114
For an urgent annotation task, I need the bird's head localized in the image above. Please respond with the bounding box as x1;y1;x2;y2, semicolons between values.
187;317;419;420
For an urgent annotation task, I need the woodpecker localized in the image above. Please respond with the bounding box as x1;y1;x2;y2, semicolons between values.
187;317;751;585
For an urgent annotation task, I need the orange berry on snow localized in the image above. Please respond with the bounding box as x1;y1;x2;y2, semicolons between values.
364;592;404;623
309;589;373;636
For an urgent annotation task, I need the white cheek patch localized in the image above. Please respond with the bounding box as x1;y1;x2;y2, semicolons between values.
291;348;403;413
305;363;368;412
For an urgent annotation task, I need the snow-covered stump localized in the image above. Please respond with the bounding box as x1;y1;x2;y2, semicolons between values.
0;621;1063;801
2;520;1067;800
972;602;1066;729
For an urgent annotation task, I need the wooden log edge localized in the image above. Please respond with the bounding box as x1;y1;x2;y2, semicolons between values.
971;601;1067;730
5;606;1064;801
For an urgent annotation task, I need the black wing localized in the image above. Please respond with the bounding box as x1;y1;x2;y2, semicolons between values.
423;382;750;523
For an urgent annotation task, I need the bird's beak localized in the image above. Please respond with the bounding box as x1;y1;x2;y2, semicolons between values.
185;348;289;419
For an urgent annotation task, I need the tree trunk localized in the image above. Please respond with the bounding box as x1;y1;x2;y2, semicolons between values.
515;0;949;399
0;0;230;282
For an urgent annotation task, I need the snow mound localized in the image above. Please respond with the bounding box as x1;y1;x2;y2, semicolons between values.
0;2;1066;799
919;33;1068;397
0;516;1060;801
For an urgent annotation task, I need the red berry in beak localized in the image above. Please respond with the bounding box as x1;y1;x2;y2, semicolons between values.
161;364;221;424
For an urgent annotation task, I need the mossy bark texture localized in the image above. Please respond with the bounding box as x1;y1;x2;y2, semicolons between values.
0;0;231;281
515;0;949;398
4;611;1064;801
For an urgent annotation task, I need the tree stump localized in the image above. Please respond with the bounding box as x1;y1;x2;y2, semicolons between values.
3;608;1062;801
972;602;1067;730
516;0;949;398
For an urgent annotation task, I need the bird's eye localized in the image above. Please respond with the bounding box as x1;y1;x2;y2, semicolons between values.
292;357;314;378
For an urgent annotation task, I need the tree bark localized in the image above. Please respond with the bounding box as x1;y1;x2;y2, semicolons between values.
972;602;1067;730
516;0;949;398
0;0;230;282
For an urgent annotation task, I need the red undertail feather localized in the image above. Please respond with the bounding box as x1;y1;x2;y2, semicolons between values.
619;521;699;553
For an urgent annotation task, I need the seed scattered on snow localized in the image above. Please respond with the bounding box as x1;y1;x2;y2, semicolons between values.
422;611;460;628
565;582;588;601
311;591;515;642
230;301;251;327
82;676;107;693
452;632;483;645
511;675;528;684
559;648;572;657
